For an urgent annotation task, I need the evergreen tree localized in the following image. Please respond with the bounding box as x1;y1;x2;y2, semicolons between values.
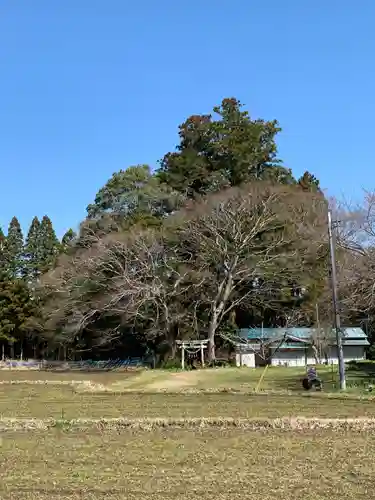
23;217;41;280
298;171;321;192
157;97;295;197
61;228;77;252
86;165;183;231
0;277;35;347
6;217;24;278
0;227;5;249
38;216;59;271
0;227;6;275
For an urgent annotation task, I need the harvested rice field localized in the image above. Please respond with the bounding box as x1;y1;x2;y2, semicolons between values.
0;428;374;499
1;367;375;498
1;384;375;419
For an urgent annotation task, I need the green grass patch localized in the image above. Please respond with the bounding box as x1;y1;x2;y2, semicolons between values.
1;364;374;393
80;365;375;394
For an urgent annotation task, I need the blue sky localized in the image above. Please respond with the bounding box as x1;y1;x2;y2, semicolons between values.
0;1;374;237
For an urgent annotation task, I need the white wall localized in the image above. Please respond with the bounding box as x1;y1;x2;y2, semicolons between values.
268;345;366;367
327;345;366;365
236;352;255;368
269;349;306;367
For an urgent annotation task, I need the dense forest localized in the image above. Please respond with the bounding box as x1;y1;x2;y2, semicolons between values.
1;98;374;363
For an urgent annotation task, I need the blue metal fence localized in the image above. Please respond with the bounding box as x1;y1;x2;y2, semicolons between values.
0;357;145;371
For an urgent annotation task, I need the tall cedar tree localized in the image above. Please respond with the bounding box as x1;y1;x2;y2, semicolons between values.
6;217;24;278
0;227;6;274
23;217;41;280
38;216;60;272
61;228;77;252
157;97;295;197
0;277;35;345
0;224;33;347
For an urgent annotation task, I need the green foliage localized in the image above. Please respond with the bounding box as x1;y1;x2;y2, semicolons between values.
0;276;35;342
298;171;321;192
86;164;183;229
5;216;24;278
23;216;59;280
39;215;60;271
61;228;77;253
157;97;295;197
0;227;6;274
159;359;183;370
23;217;41;280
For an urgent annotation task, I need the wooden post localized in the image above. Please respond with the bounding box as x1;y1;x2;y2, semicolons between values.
2;344;4;361
200;342;205;367
181;343;185;370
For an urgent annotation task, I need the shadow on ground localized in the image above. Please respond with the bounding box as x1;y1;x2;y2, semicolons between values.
346;361;375;384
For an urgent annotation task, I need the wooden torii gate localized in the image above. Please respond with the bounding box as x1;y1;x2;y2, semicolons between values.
176;340;209;370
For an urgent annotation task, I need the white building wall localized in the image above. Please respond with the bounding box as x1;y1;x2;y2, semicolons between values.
327;345;366;365
269;349;306;367
236;352;255;368
269;345;366;367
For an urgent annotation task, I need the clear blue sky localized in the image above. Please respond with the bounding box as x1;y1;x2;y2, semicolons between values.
0;1;373;237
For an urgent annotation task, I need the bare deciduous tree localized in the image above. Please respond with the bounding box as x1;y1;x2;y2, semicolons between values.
39;228;203;358
37;182;328;362
334;191;375;326
173;183;327;360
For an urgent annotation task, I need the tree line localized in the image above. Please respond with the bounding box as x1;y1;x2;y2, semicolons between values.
0;97;374;363
0;215;75;358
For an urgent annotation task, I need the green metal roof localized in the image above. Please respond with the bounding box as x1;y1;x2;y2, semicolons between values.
341;328;368;339
240;327;367;340
240;327;369;348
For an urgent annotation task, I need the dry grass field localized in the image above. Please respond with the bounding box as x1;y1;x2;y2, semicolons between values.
0;428;374;499
0;362;373;392
1;384;375;419
0;366;375;499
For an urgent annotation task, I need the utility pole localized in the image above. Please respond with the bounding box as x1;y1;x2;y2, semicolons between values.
328;209;346;390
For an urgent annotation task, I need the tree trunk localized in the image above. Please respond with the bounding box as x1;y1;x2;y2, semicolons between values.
166;323;178;360
311;345;320;365
207;274;234;362
207;314;218;361
10;342;14;360
170;340;177;360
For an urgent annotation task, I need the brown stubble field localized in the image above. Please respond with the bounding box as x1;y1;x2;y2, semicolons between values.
0;367;375;499
0;427;374;500
1;384;375;419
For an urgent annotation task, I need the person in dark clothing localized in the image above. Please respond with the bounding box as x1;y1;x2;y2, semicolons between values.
302;365;322;391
